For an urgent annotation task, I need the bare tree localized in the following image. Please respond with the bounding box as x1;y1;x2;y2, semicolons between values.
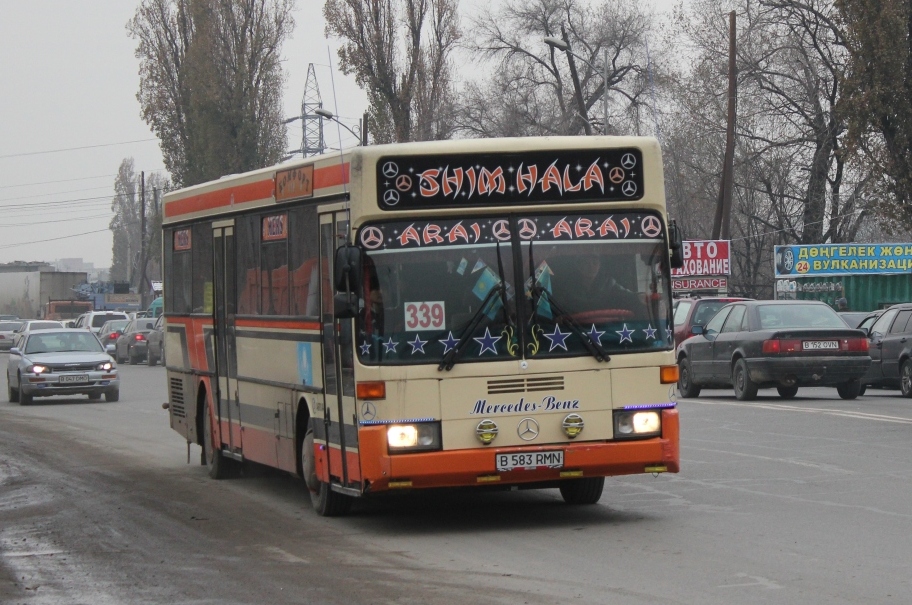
129;0;294;187
461;0;656;137
324;0;460;143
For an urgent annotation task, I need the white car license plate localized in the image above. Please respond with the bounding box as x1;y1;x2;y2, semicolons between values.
496;450;564;471
802;341;839;350
59;374;89;384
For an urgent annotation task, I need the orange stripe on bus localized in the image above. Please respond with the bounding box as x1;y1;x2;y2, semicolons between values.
165;179;275;218
313;162;350;191
234;317;321;330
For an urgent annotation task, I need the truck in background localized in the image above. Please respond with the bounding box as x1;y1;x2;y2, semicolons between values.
44;299;94;320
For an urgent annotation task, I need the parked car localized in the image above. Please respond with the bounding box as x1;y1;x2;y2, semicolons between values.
146;315;165;366
677;300;871;401
672;296;752;347
6;328;119;404
74;311;130;334
860;303;912;396
13;320;64;335
0;314;19;321
854;309;884;333
114;317;158;364
0;320;24;351
839;311;873;329
97;319;130;353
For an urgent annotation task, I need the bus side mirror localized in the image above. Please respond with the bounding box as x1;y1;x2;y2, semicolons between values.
669;220;684;269
334;244;362;318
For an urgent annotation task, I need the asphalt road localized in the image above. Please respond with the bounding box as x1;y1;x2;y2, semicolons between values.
2;357;912;604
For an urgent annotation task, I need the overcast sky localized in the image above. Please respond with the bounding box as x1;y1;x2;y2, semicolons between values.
0;1;367;269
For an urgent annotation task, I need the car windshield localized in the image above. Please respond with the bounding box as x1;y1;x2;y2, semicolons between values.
27;322;62;331
25;331;104;354
102;320;129;333
758;304;846;329
92;314;127;327
692;301;730;327
356;211;672;366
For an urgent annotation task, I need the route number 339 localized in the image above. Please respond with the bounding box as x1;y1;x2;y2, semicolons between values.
404;301;445;330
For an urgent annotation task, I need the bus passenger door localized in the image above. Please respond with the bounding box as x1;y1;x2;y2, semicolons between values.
318;209;361;492
213;225;241;458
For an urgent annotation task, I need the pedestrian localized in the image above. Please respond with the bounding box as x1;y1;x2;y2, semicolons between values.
836;297;848;311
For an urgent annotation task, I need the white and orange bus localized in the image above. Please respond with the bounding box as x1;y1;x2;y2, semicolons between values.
161;136;683;516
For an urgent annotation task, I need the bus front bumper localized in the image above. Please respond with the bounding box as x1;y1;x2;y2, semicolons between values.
358;409;679;493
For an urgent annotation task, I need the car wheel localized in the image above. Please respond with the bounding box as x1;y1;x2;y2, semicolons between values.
128;347;138;365
147;351;157;366
20;388;33;406
559;477;605;505
859;385;867;396
777;385;799;399
7;376;19;403
836;378;862;400
732;359;758;401
301;423;353;516
677;357;701;398
901;359;912;398
87;392;101;401
104;389;120;402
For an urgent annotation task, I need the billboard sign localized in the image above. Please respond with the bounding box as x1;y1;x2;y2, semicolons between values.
775;244;912;277
672;240;731;277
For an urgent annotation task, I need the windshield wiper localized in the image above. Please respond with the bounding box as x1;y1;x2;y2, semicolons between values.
439;240;513;372
530;284;610;363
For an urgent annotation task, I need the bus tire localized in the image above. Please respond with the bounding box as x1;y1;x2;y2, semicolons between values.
559;477;605;505
203;400;233;479
301;425;353;517
677;357;700;398
732;359;758;401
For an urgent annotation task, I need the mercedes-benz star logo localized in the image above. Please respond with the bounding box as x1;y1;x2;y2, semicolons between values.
517;417;540;441
361;401;377;421
621;181;638;197
395;174;412;191
382;162;399;178
641;215;661;238
621;153;637;169
359;226;384;249
517;218;537;240
492;219;512;241
382;189;400;206
609;166;625;184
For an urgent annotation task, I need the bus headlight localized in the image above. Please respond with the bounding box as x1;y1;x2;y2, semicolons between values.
387;422;441;453
613;410;661;439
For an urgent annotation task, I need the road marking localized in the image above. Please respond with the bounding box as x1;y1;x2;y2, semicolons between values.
687;399;912;424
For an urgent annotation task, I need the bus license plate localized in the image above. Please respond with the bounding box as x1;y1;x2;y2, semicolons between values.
496;450;563;471
59;375;89;384
803;341;839;350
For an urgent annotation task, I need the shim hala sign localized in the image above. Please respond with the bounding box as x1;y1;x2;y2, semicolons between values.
672;240;731;277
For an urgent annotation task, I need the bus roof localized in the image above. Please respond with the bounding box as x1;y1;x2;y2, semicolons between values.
162;136;664;226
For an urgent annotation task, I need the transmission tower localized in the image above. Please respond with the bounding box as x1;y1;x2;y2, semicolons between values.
302;64;325;157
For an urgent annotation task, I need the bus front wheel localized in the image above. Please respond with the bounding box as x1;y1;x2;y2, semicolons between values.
203;402;234;479
301;425;353;517
559;477;605;505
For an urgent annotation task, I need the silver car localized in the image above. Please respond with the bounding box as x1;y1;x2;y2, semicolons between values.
0;320;24;351
7;328;119;405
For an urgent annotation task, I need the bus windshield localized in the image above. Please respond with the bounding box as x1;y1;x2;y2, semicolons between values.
356;211;672;366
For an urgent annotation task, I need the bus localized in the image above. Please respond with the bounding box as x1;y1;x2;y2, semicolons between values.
161;136;683;516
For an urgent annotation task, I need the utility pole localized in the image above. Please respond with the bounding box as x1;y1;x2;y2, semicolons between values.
713;10;737;240
139;171;147;309
560;25;592;136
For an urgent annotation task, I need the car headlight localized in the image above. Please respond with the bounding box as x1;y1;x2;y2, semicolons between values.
96;361;114;371
27;364;48;375
387;422;441;453
613;410;662;439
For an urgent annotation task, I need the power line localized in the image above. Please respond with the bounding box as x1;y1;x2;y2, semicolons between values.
0;173;117;190
0;138;158;159
0;185;114;203
0;229;110;251
0;213;112;228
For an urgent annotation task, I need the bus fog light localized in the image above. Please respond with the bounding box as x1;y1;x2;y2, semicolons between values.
387;422;441;453
476;419;498;445
613;410;661;439
562;414;584;438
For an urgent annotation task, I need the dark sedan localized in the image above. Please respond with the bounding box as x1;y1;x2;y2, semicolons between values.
677;300;871;400
113;318;157;364
861;303;912;396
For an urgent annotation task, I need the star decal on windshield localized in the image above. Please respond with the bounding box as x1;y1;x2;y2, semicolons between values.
408;334;428;354
474;327;502;355
382;337;399;354
543;324;571;351
586;324;605;345
643;324;657;339
616;324;634;344
359;341;372;356
440;331;459;354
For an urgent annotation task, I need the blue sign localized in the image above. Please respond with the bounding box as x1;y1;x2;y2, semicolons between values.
775;244;912;277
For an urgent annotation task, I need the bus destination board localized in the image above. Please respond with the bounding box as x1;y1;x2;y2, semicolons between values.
376;148;643;210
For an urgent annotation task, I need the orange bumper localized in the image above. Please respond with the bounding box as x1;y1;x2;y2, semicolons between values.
359;409;679;493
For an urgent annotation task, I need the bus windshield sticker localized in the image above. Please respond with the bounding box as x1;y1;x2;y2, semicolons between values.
262;213;288;241
357;213;663;252
404;301;445;331
376;149;643;209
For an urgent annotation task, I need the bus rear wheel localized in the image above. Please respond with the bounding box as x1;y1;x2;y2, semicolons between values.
203;402;235;479
559;477;605;505
301;425;353;517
